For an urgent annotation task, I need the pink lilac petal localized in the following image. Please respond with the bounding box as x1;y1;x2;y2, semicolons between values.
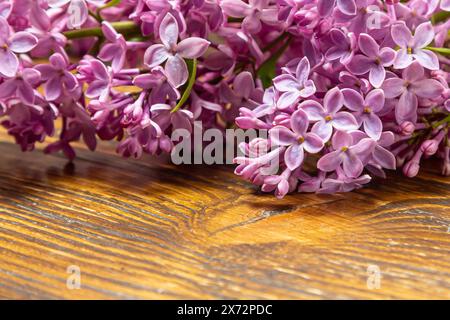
165;55;188;88
269;126;297;146
285;144;304;170
8;32;38;53
144;44;170;68
0;48;18;77
159;13;179;49
177;37;210;59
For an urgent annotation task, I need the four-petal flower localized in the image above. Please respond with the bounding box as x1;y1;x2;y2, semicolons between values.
269;109;324;171
391;21;439;70
273;57;316;109
300;87;358;142
144;13;210;88
0;17;38;77
342;88;386;140
317;130;376;178
347;33;395;88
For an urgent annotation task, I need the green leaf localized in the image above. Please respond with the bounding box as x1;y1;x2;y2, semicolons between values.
432;11;450;24
258;58;277;89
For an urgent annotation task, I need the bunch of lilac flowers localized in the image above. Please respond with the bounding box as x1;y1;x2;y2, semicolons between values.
0;0;448;199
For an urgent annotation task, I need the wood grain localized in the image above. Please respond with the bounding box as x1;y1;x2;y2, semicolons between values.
0;134;449;299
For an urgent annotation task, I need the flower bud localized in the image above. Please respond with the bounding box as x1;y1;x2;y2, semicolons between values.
420;140;439;156
403;160;420;178
398;121;415;136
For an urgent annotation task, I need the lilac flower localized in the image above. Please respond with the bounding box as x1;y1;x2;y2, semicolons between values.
150;103;194;133
0;0;448;199
298;171;326;193
300;87;358;142
0;16;37;77
235;87;276;129
319;171;372;194
269;109;324;171
325;28;356;65
35;53;79;101
29;2;67;58
117;134;143;159
219;71;263;121
338;71;370;94
261;169;297;199
318;0;357;16
347;34;395;88
133;66;180;104
381;62;445;124
221;0;278;34
351;129;396;172
391;21;439;70
98;22;127;73
0;68;40;105
144;13;210;88
333;0;390;35
317;130;376;178
273;57;316;109
342;88;385;140
83;59;112;102
48;0;106;29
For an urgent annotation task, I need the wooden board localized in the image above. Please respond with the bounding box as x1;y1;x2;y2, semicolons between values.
0;136;449;299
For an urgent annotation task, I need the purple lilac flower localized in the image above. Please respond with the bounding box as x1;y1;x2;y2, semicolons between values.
347;33;396;88
342;88;385;140
273;57;316;110
35;53;78;101
269;109;324;171
318;0;357;16
82;59;112;102
0;0;448;200
325;28;356;65
391;21;439;70
0;16;37;77
0;68;40;105
382;62;445;124
48;0;106;29
144;13;210;88
317;130;375;178
98;22;127;73
300;87;358;142
221;0;278;34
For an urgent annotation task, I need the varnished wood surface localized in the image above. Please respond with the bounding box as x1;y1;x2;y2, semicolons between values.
0;136;449;299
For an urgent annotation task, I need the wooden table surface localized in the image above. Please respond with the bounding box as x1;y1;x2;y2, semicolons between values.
0;135;449;300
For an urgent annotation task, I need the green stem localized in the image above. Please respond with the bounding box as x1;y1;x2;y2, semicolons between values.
63;21;139;39
99;0;122;11
171;59;197;113
432;115;450;129
89;10;102;23
425;46;450;56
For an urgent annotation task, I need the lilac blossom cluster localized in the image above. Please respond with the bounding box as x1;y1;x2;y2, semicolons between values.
0;0;448;199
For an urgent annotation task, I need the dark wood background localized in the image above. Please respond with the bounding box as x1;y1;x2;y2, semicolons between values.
0;133;449;299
